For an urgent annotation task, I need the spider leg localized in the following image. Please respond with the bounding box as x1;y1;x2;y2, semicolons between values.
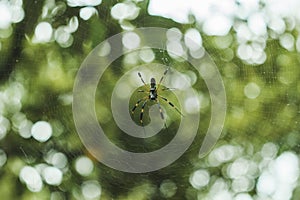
156;99;169;129
140;99;149;126
157;67;170;90
131;96;148;115
158;95;184;116
157;67;170;87
155;99;165;120
161;87;176;91
137;90;147;93
138;72;147;86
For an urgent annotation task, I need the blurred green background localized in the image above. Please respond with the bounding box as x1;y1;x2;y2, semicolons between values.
0;0;300;199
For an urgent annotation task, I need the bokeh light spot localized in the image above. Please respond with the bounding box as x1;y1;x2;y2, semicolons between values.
79;7;98;20
139;47;155;63
67;0;102;7
159;179;177;198
111;2;140;21
203;14;232;36
81;180;102;199
35;22;53;43
31;121;52;142
184;28;202;51
122;32;140;49
190;169;210;189
75;156;94;176
42;166;63;186
19;166;43;192
244;82;260;99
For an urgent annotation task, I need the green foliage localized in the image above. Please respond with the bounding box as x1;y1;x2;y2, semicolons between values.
0;0;300;199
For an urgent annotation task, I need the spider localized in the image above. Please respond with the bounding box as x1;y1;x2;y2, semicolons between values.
131;67;183;126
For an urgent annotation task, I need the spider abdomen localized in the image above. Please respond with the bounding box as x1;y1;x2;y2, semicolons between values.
149;77;157;100
149;90;157;100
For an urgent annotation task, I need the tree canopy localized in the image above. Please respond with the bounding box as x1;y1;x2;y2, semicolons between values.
0;0;300;199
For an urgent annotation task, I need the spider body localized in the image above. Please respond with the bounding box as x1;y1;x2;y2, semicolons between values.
131;68;183;126
149;78;157;100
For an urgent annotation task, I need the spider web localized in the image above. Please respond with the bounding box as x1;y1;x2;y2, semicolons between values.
0;0;300;199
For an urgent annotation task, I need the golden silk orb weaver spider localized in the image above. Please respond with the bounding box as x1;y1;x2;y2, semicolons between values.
131;67;184;126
